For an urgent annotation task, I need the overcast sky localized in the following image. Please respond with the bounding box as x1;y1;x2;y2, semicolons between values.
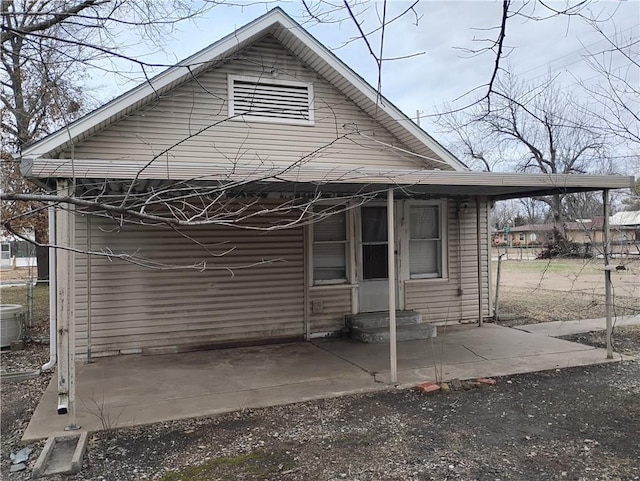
91;0;639;156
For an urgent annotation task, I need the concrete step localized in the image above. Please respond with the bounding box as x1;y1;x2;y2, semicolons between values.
350;323;437;343
346;310;422;330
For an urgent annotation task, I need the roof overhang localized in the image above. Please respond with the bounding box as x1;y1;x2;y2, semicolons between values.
23;157;634;200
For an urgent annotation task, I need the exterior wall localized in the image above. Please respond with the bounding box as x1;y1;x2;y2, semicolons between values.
308;286;353;335
73;201;304;357
404;198;490;324
63;35;426;171
305;198;491;335
71;196;490;355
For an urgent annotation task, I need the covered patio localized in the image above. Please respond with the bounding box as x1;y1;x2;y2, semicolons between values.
24;322;626;441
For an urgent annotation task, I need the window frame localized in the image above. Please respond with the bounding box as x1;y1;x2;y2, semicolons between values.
310;208;351;285
407;200;448;280
227;74;315;126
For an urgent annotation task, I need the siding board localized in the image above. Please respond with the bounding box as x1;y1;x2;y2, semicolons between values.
73;201;304;355
65;36;426;171
405;199;490;324
309;287;351;334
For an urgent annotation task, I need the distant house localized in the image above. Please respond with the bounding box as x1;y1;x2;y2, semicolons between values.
610;211;640;247
0;229;36;269
493;213;639;254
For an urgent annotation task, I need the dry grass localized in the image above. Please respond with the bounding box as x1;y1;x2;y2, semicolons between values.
493;257;640;326
498;287;639;326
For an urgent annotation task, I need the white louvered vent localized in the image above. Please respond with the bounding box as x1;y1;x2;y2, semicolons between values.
228;75;314;125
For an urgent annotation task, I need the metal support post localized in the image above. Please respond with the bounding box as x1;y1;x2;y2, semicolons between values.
603;190;613;359
387;188;397;384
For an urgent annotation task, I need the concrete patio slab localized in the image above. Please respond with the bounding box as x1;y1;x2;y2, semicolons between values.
23;323;628;442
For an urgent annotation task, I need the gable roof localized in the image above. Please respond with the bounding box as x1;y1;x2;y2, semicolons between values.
20;7;467;172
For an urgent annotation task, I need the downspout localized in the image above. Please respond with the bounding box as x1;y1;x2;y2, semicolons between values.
476;197;484;327
41;205;57;371
303;222;311;341
86;215;92;361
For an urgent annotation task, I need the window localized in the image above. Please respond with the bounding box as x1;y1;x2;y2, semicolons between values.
409;204;444;278
361;206;388;279
312;212;347;283
228;75;314;125
519;233;525;241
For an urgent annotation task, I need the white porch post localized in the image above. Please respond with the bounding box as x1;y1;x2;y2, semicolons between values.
603;189;613;359
387;188;397;384
56;180;79;429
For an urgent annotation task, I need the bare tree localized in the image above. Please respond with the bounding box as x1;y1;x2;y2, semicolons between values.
519;197;546;225
0;0;224;275
575;18;639;147
439;73;608;237
621;179;640;212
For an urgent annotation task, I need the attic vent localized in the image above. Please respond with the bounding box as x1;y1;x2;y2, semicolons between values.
228;75;314;125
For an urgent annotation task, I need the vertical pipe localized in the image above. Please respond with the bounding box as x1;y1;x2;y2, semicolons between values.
603;190;613;359
486;200;494;316
56;180;79;429
26;279;33;328
476;197;484;327
303;222;311;341
494;254;504;320
387;188;397;384
86;215;92;361
348;206;358;315
42;205;57;371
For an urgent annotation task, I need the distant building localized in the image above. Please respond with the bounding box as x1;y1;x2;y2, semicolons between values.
491;212;640;254
0;229;37;269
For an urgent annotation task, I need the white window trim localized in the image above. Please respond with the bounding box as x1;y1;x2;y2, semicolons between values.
227;74;315;126
309;205;353;286
407;200;448;280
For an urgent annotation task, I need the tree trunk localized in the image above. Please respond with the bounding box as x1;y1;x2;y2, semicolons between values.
34;229;50;282
36;245;49;282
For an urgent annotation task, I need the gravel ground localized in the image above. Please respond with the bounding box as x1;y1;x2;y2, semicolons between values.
559;325;640;357
68;360;640;481
1;332;639;480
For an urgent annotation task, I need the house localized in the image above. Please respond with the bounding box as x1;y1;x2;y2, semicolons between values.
502;222;598;247
610;211;640;249
497;215;639;254
0;229;36;269
19;8;633;411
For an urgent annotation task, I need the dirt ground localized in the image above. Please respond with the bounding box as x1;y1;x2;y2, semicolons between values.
1;261;639;480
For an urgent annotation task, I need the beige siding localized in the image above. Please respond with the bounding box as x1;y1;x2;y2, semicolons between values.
73;203;304;356
309;287;352;335
405;199;490;324
64;36;426;171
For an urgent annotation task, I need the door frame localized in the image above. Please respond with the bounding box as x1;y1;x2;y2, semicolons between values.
356;202;403;312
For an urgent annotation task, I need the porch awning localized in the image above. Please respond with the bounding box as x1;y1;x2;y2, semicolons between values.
22;157;634;200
